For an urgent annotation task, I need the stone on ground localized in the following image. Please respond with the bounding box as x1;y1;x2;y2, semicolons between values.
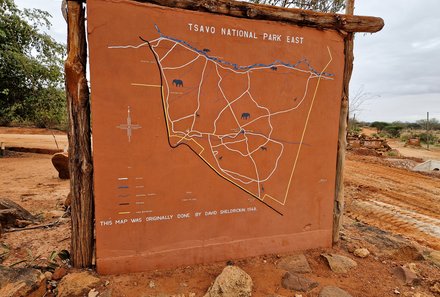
393;265;420;286
57;271;100;297
321;253;357;273
52;267;68;281
281;272;318;292
353;248;370;258
277;254;312;274
319;286;353;297
0;266;46;297
51;153;69;179
203;266;253;297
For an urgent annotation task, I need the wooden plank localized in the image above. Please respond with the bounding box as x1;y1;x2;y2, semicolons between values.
65;0;94;268
130;0;383;33
333;0;355;244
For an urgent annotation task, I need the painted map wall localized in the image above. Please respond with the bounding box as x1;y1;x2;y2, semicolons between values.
88;0;344;274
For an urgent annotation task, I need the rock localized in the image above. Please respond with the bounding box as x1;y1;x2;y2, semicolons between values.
0;266;46;297
277;254;312;274
281;272;318;292
353;248;370;258
204;266;253;297
88;288;99;297
44;271;53;281
51;153;69;179
52;267;68;281
404;263;419;274
321;253;357;273
430;282;440;294
319;286;353;297
392;266;420;286
425;250;440;267
57;271;100;297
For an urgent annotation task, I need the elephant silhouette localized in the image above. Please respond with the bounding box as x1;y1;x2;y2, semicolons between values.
241;112;251;120
270;66;278;71
202;48;210;53
172;79;183;87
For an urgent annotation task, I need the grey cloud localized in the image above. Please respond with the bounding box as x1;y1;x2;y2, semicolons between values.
350;0;440;120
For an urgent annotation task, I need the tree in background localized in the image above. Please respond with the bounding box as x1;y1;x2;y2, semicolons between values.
370;121;389;133
417;118;440;130
348;86;379;133
248;0;345;13
0;0;66;128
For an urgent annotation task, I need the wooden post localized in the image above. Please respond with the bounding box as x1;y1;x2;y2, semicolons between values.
65;0;94;267
333;0;355;244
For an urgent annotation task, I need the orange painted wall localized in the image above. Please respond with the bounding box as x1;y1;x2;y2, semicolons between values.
88;0;344;274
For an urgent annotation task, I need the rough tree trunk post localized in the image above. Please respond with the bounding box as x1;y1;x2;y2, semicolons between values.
333;0;355;244
65;0;94;267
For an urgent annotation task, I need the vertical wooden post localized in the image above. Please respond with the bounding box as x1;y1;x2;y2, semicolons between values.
65;0;94;267
333;0;355;244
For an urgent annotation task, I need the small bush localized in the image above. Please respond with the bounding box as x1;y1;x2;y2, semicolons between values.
382;125;403;138
418;133;438;145
400;134;410;143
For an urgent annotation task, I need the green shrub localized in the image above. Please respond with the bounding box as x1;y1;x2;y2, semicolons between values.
382;125;403;138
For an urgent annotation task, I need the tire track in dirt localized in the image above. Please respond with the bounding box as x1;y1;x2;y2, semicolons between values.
345;154;440;249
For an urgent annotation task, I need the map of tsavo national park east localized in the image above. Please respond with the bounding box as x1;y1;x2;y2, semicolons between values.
109;24;334;214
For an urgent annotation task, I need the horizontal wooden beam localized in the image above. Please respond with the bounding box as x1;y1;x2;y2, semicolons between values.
130;0;384;33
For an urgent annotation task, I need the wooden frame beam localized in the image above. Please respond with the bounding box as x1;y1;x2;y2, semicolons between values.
131;0;383;33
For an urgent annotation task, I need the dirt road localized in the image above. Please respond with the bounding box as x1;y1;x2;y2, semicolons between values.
345;153;440;250
0;127;67;151
388;139;440;161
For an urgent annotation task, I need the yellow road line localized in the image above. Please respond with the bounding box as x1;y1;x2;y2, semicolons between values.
282;46;334;205
131;83;162;88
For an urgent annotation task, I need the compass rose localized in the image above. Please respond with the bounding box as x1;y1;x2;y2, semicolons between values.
117;106;141;142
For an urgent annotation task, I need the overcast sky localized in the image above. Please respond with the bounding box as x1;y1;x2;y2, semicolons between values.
14;0;440;122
